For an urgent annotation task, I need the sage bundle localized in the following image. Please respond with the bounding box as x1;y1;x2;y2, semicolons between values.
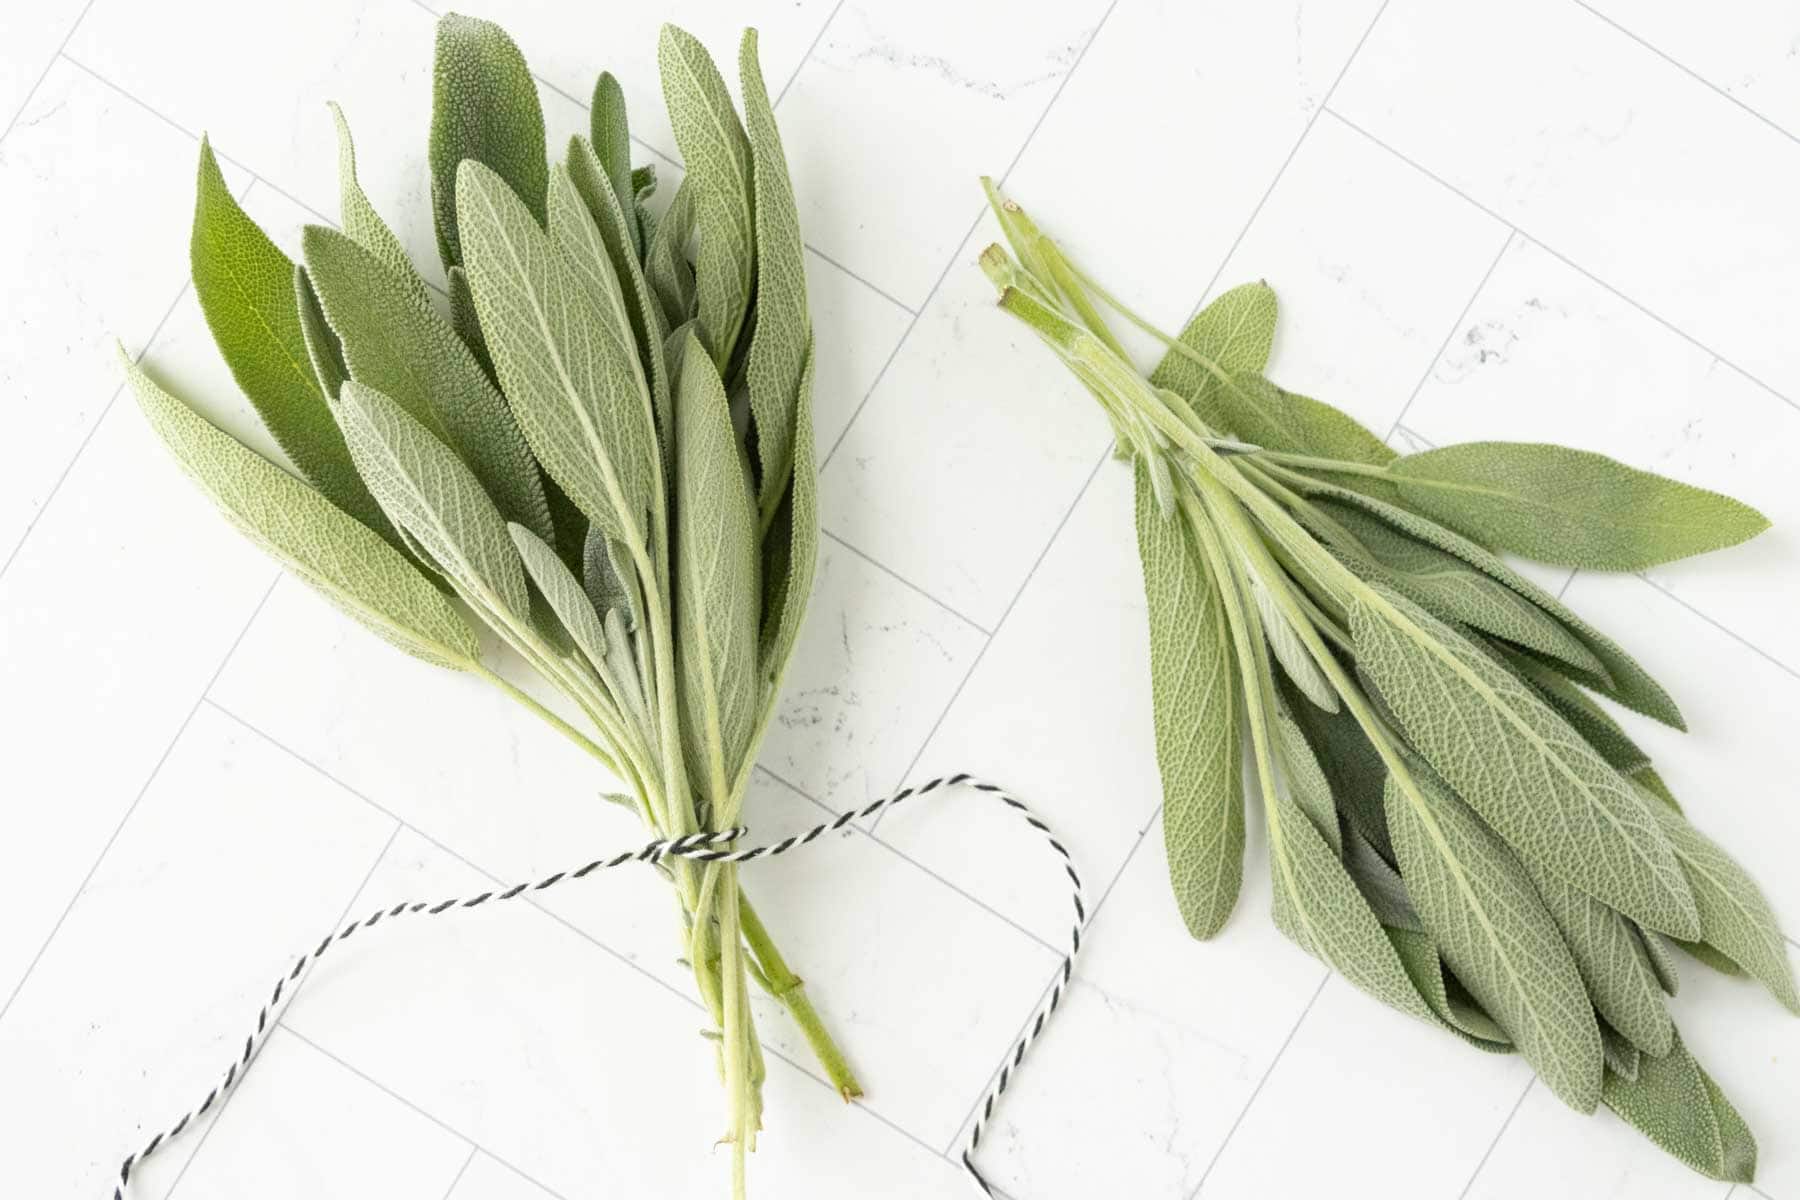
982;181;1794;1182
122;15;829;1194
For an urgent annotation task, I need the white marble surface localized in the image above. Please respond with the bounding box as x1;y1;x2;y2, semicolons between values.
1;1;1796;1197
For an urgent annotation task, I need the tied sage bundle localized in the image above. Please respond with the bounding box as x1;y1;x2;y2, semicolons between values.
981;181;1795;1181
122;15;828;1193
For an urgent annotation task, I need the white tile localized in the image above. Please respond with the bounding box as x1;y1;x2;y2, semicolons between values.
778;0;1111;307
1200;975;1532;1199
1558;573;1800;933
65;0;589;295
819;207;1113;629
0;707;394;1200
446;1153;557;1200
1006;0;1387;332
285;827;997;1198
1578;0;1800;139
954;816;1328;1199
1402;237;1800;673
0;1;88;127
762;539;985;814
424;0;840;167
1333;0;1800;401
735;770;1058;1148
1466;1080;1734;1200
174;1029;470;1200
804;249;915;458
1211;116;1509;436
0;58;246;561
875;461;1159;947
0;360;278;1002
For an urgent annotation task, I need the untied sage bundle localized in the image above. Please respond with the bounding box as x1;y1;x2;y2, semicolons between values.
981;179;1793;1183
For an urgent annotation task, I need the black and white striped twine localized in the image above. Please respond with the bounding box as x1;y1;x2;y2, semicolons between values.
111;773;1086;1199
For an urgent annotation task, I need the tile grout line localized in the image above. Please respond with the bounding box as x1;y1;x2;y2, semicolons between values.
774;0;846;109
1323;106;1800;417
938;800;1164;1156
804;244;917;316
0;576;280;1028
1638;574;1800;683
820;528;992;635
817;0;1122;474
1454;1077;1534;1199
866;444;1110;836
439;1144;481;1199
1568;0;1800;152
1382;228;1516;441
0;0;97;143
1185;972;1332;1198
163;820;407;1200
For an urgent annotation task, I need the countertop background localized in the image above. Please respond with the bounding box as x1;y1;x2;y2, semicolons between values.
2;1;1797;1197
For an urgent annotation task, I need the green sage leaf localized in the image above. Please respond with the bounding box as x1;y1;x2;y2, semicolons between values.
509;521;608;670
1279;677;1393;861
673;334;761;814
294;265;348;406
1385;768;1603;1110
1525;863;1673;1056
583;522;642;633
1280;471;1683;727
1602;1030;1757;1182
659;23;753;368
1599;1022;1640;1081
646;178;698;328
1345;830;1420;932
1635;923;1682;995
1496;645;1651;775
1135;463;1243;938
1647;797;1800;1013
446;265;495;379
1390;442;1769;572
1147;282;1276;417
1251;578;1338;713
756;341;819;688
329;102;431;311
1274;704;1336;851
189;138;380;533
1386;926;1512;1050
301;224;552;543
124;353;478;669
740;28;810;523
589;71;641;257
332;381;530;624
1352;588;1699;938
1217;371;1395;467
430;13;548;269
457;160;660;550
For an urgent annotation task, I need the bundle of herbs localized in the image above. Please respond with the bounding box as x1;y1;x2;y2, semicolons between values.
122;15;829;1193
981;181;1794;1181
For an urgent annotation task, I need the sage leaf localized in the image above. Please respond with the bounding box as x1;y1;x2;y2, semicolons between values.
1496;645;1650;775
124;353;479;669
1219;372;1395;467
446;265;495;379
1345;830;1420;932
757;341;819;687
647;178;698;328
1135;463;1243;937
1385;768;1603;1110
430;13;548;268
589;71;641;257
332;381;531;625
1279;678;1392;861
1353;588;1699;938
1251;577;1338;713
1268;784;1435;1026
1599;1023;1640;1081
1632;766;1683;813
673;334;761;813
1525;863;1673;1056
457;159;659;549
1635;924;1682;996
1390;443;1770;571
1386;927;1512;1050
190;138;379;532
301;224;552;543
330;102;431;311
1274;705;1336;852
740;29;809;523
1281;471;1683;727
1647;798;1800;1013
1677;937;1749;979
659;24;753;367
294;265;348;406
509;521;608;669
1147;282;1276;417
1602;1031;1757;1182
1319;499;1606;678
583;522;642;634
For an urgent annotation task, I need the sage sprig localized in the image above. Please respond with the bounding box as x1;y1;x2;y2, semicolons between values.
125;17;825;1196
982;181;1793;1182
